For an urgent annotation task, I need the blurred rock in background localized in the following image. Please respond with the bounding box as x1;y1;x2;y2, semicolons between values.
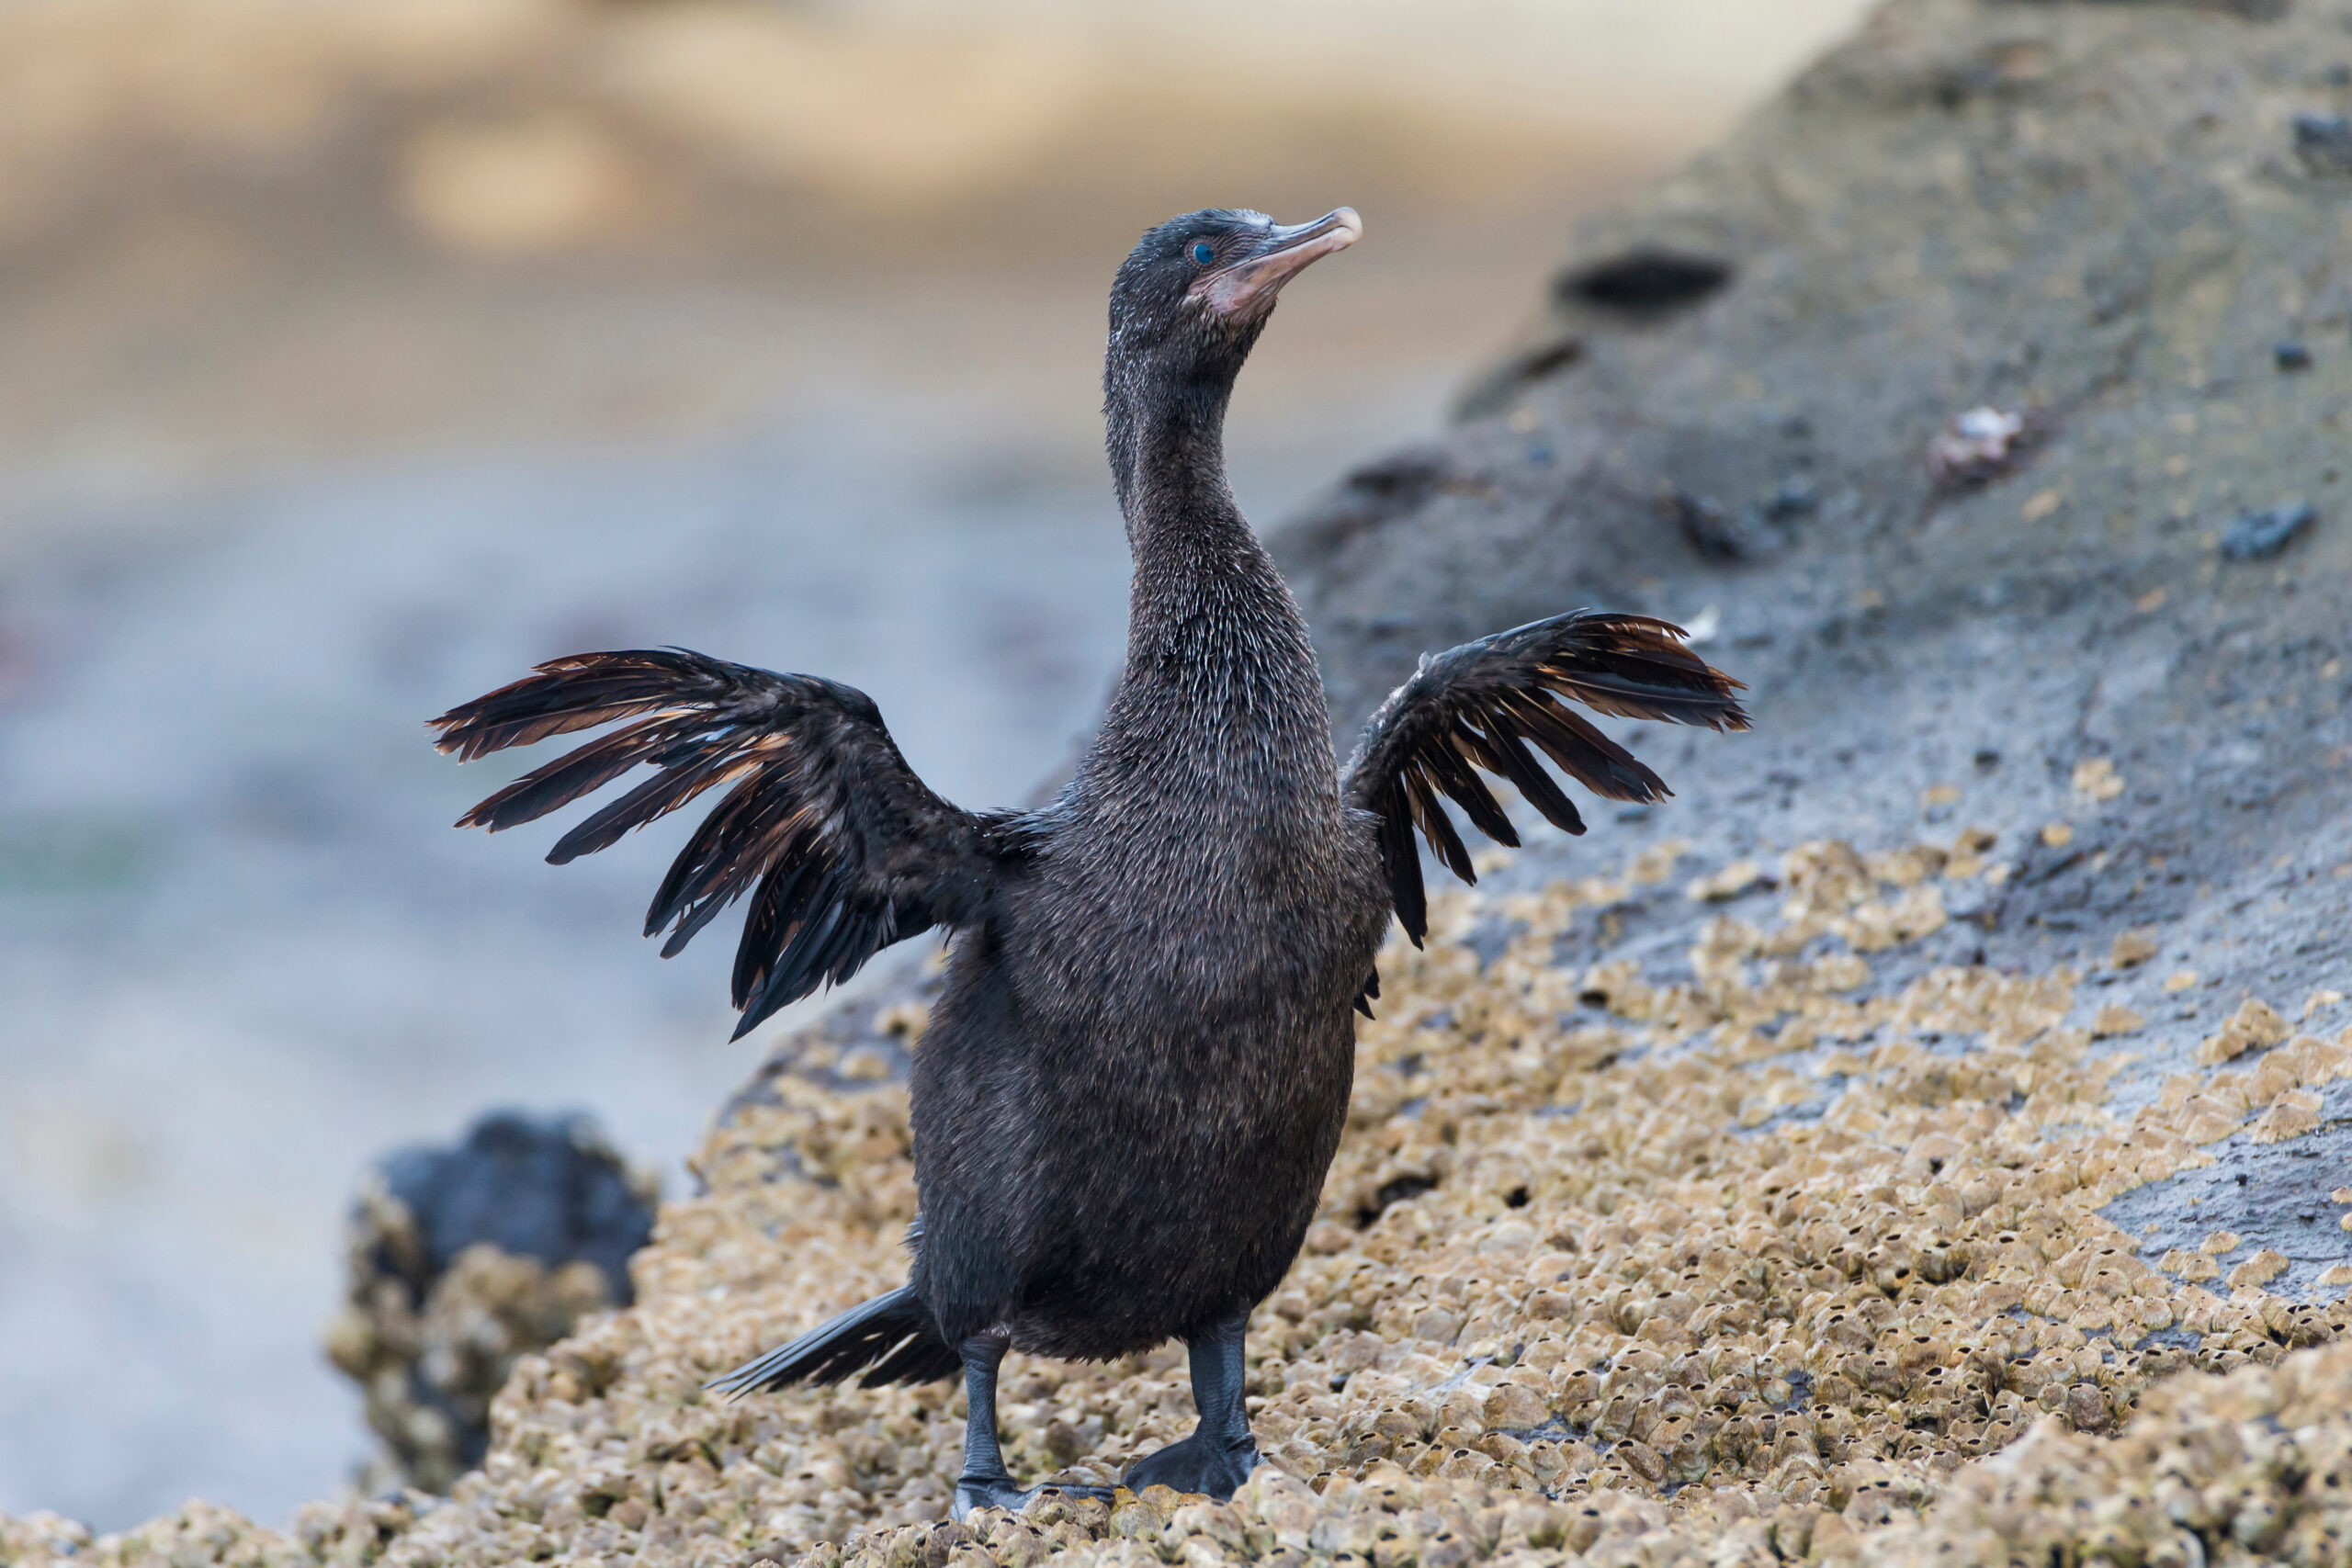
322;1111;657;1494
0;0;1871;484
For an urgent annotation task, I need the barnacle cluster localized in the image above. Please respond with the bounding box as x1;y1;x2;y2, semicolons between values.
323;1181;621;1495
6;836;2348;1568
315;1115;662;1495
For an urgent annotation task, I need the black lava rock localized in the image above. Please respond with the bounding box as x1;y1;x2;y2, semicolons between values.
377;1110;657;1301
330;1111;661;1491
2219;502;2318;561
2294;113;2352;175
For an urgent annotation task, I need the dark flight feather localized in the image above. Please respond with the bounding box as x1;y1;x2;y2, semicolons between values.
706;1284;958;1395
430;649;1005;1038
1341;612;1748;944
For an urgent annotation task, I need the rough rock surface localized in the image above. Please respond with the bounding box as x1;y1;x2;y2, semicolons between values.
7;0;2352;1562
5;839;2351;1566
322;1112;661;1493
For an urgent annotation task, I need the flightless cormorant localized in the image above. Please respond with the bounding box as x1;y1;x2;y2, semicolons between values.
430;207;1747;1517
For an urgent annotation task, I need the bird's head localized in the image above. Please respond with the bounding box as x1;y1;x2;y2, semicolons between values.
1106;207;1362;389
1103;207;1360;510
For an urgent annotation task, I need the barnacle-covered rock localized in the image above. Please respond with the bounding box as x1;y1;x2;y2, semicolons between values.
322;1111;661;1493
7;834;2346;1568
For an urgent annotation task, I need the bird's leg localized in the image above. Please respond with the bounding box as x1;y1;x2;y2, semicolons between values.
950;1331;1114;1521
1123;1314;1261;1500
952;1332;1026;1519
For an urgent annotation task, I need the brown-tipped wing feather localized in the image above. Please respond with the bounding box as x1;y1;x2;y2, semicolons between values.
430;649;1006;1038
1341;612;1748;945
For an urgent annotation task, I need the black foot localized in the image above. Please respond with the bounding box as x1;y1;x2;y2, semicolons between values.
1122;1431;1261;1501
952;1475;1116;1523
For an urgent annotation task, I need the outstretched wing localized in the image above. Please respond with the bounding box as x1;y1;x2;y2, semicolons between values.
431;649;1005;1039
1342;612;1748;945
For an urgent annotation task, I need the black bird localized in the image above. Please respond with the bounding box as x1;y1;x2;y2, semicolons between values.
430;207;1747;1517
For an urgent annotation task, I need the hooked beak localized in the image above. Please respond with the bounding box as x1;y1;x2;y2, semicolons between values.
1193;208;1363;318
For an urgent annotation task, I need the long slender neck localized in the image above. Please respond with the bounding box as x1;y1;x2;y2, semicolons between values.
1106;348;1252;558
1085;350;1337;825
1101;355;1319;716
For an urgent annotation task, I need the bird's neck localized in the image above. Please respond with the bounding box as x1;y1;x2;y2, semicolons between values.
1080;375;1339;857
1109;374;1250;559
1105;380;1323;728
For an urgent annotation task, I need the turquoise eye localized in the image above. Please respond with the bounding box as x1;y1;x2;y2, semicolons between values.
1191;241;1216;265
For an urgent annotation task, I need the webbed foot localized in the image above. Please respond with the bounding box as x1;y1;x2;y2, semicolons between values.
1115;1313;1261;1501
1123;1430;1261;1501
952;1474;1116;1522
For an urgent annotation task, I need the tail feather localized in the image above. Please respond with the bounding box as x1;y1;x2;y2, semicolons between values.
707;1285;959;1399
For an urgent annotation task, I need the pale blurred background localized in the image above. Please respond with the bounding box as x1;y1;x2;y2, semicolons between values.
0;0;1873;1530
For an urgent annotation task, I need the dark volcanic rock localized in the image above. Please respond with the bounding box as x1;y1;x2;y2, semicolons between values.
375;1110;657;1291
323;1111;659;1492
2293;110;2352;175
2219;500;2318;559
1275;0;2352;990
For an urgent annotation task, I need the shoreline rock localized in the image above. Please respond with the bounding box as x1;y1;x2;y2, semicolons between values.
7;835;2349;1565
322;1111;660;1494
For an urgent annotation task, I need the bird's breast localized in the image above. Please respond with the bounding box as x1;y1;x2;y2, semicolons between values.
1018;552;1380;1019
1001;765;1379;1035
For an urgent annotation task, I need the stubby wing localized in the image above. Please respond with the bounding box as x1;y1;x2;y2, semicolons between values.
431;649;1004;1038
1341;612;1748;945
